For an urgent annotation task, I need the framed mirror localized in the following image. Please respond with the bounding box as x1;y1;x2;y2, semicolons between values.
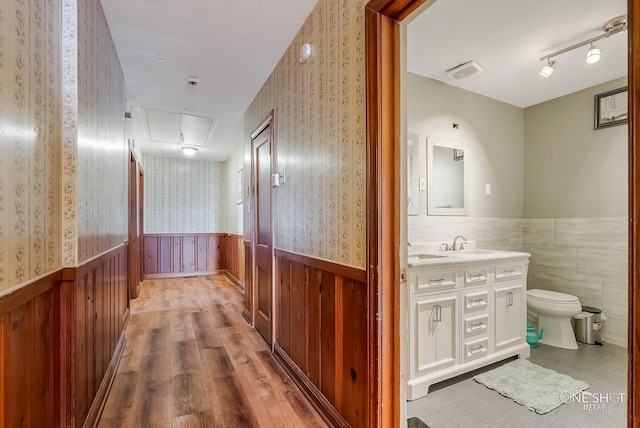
407;133;423;215
427;136;468;216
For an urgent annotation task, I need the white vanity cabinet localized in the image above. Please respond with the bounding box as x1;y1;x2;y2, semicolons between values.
407;252;530;400
412;291;458;379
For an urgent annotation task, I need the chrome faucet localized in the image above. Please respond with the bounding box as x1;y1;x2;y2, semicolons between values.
452;235;467;251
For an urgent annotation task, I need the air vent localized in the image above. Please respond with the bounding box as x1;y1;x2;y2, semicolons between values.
446;60;483;81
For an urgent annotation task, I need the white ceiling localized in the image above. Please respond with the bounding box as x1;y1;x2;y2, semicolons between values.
407;0;628;108
100;0;319;161
101;0;628;162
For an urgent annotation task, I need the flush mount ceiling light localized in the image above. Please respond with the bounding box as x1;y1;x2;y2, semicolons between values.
539;15;626;76
585;43;602;64
181;146;198;156
539;59;556;77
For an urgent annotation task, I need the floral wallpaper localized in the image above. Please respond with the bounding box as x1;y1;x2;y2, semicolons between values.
75;0;127;263
144;156;225;234
244;0;367;269
0;0;63;292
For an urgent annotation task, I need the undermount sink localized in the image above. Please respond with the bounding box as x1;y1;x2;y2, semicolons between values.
457;249;498;255
416;253;448;259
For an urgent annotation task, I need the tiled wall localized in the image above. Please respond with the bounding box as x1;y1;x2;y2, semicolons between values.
143;155;225;234
0;0;63;292
408;216;628;347
244;0;367;269
524;217;628;347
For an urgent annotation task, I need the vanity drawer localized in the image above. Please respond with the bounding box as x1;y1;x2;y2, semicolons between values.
463;290;489;313
494;263;525;282
464;268;488;286
463;314;489;339
413;269;458;294
463;337;489;363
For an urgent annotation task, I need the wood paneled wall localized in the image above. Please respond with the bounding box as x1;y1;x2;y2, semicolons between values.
243;241;253;323
221;234;245;287
74;244;129;427
0;271;65;427
273;250;369;427
0;244;129;427
143;233;244;282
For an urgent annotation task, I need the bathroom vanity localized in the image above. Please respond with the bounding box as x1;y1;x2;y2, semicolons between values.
406;248;531;400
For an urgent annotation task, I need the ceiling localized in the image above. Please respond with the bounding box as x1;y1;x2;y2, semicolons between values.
100;0;628;162
407;0;628;108
100;0;319;161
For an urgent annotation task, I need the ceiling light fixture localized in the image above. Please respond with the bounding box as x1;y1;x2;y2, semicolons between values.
585;43;602;64
181;146;198;156
539;15;626;76
539;59;556;77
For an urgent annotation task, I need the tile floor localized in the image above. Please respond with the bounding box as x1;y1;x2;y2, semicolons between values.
407;342;627;428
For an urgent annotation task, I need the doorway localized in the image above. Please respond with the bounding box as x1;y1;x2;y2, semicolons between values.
128;149;144;300
365;0;638;426
251;113;274;345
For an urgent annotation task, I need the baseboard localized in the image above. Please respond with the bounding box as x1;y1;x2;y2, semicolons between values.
82;317;129;428
224;271;245;293
144;270;225;280
273;344;350;428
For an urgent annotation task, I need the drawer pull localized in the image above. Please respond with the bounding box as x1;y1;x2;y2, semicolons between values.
469;273;484;281
469;344;485;354
429;278;446;286
468;298;486;307
469;322;485;331
503;269;517;276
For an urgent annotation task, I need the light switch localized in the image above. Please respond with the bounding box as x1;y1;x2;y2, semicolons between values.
485;183;491;195
419;177;426;191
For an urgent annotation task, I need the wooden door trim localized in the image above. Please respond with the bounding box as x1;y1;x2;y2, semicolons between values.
251;110;275;345
365;1;427;425
366;0;637;426
628;0;639;424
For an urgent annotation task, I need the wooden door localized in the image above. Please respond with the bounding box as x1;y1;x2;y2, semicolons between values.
128;150;141;300
253;120;273;344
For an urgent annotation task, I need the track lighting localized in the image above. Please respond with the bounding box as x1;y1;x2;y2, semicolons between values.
539;15;626;77
585;44;601;64
539;60;556;78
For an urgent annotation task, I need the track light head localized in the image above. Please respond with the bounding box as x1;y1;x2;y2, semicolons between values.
585;44;601;64
540;60;556;77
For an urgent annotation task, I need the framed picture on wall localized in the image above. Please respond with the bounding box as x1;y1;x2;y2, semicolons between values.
594;87;628;130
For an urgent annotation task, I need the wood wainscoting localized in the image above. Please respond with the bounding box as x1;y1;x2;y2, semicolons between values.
143;233;245;284
243;240;253;323
0;270;65;427
73;244;129;427
0;243;129;427
273;250;369;428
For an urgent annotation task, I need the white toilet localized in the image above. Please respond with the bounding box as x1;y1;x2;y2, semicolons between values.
526;289;582;350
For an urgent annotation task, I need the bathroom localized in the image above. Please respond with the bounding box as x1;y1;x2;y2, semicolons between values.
402;0;628;426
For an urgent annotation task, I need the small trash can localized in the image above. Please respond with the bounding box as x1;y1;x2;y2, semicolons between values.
573;306;605;345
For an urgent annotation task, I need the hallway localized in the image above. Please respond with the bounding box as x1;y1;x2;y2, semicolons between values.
98;275;327;427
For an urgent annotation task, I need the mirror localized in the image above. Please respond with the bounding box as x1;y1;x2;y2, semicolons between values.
427;136;468;216
407;133;423;215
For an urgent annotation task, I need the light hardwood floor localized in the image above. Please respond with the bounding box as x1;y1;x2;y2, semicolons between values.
98;275;328;428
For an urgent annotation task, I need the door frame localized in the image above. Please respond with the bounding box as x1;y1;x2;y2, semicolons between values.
128;148;143;300
250;110;276;346
365;0;639;426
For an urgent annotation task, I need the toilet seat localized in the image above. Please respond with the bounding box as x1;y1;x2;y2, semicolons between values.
527;289;580;304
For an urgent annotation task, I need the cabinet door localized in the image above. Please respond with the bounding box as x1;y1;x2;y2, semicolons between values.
494;282;525;351
412;292;458;378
